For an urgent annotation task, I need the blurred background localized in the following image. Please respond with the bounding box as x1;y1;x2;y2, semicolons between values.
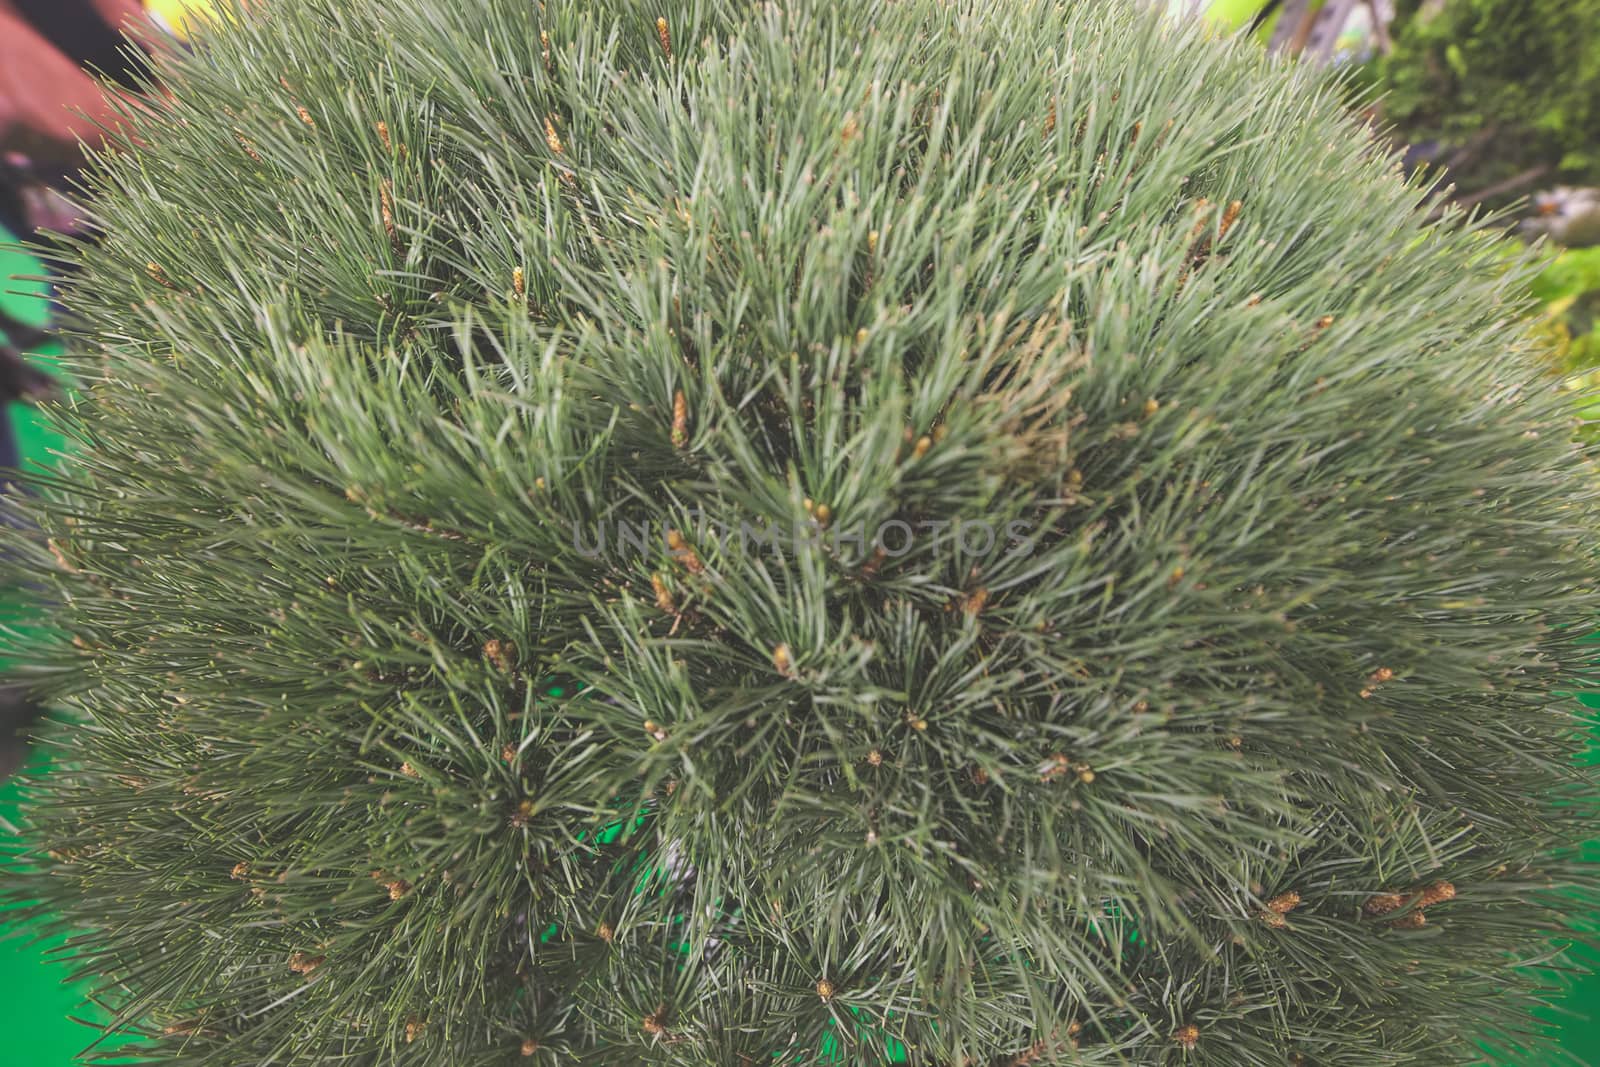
1;0;1598;1062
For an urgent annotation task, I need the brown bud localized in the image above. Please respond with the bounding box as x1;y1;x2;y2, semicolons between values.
405;1016;426;1043
652;574;676;615
1416;880;1455;906
544;116;564;155
816;978;835;1000
1388;910;1427;929
483;638;514;672
655;17;671;58
866;748;883;767
296;106;315;129
514;796;538;824
1219;199;1242;239
1266;890;1301;914
1172;1024;1200;1049
597;921;615;943
501;742;518;764
772;643;794;676
521;1038;540;1056
666;529;703;573
671;389;689;448
230;861;252;880
1363;892;1406;917
513;266;525;298
288;951;324;975
379;179;396;241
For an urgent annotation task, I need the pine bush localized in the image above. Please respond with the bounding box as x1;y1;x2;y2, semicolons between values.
6;0;1600;1063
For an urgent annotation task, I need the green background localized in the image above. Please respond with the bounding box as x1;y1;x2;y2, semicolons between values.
2;232;143;1065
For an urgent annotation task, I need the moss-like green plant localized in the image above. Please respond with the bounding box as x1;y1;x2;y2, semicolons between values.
5;0;1600;1063
1378;0;1600;204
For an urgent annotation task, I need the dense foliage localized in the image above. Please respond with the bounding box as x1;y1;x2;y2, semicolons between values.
6;0;1600;1063
1377;0;1600;204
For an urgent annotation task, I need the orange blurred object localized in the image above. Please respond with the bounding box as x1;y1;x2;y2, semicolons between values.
0;0;148;166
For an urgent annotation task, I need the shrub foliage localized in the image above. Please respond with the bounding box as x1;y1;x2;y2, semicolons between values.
6;0;1600;1064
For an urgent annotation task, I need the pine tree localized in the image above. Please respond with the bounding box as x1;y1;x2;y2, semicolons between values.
4;0;1600;1063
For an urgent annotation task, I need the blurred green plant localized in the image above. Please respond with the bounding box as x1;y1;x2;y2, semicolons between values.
1376;0;1600;206
1534;247;1600;438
